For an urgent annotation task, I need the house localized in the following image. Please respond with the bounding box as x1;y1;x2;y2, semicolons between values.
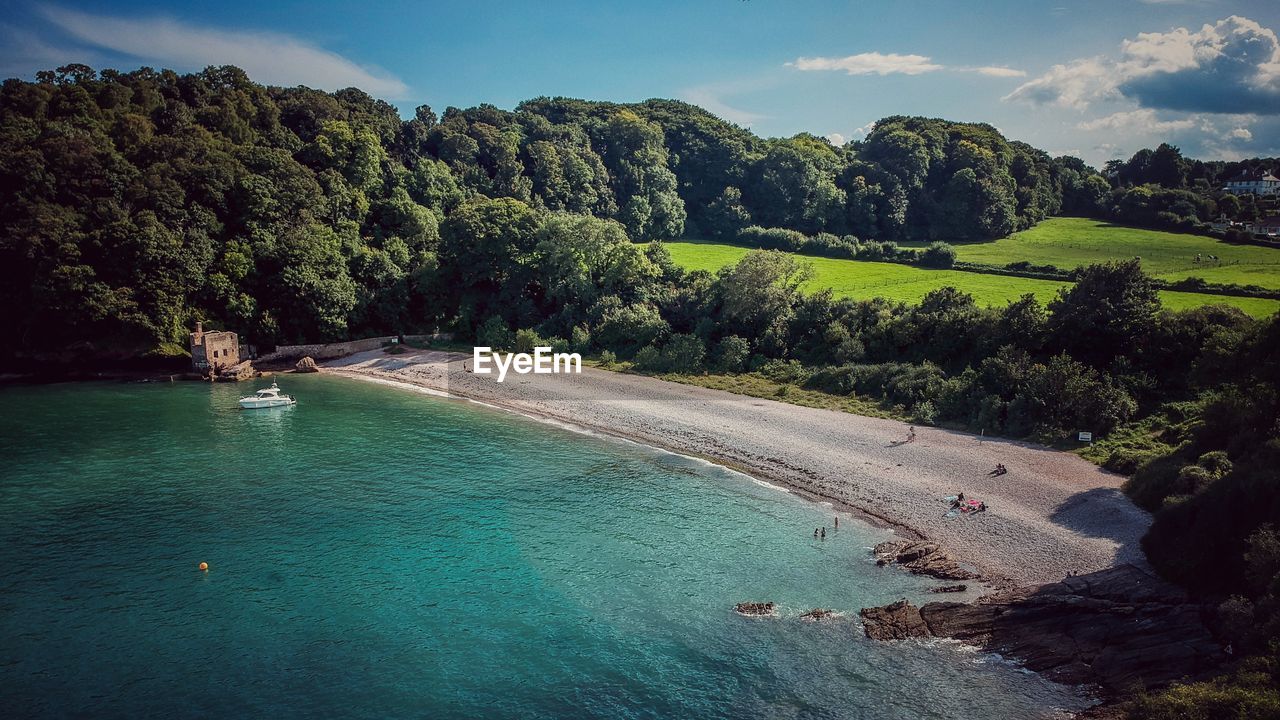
1258;216;1280;237
189;321;240;372
1222;169;1280;196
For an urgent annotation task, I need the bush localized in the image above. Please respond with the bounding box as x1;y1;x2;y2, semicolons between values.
593;301;669;358
758;359;810;385
919;241;957;269
570;325;592;352
598;349;617;367
660;334;705;373
514;328;548;354
477;316;515;350
715;335;751;372
632;345;662;372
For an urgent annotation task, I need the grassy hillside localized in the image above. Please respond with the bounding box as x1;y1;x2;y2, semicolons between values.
912;217;1280;289
663;240;1280;317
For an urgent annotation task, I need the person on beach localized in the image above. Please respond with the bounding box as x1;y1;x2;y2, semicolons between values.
907;426;916;443
814;528;819;539
821;527;827;540
834;516;839;529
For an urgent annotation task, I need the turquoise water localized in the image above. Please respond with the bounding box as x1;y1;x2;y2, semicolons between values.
0;376;1090;718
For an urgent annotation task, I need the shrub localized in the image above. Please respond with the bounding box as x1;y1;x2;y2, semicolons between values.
632;345;662;372
477;316;515;350
913;400;938;424
570;325;592;352
919;241;957;269
660;334;705;373
715;335;751;372
593;302;669;358
514;328;548;354
598;349;617;367
758;359;810;385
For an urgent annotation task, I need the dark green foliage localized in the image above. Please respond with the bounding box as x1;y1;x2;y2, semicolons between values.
919;241;957;268
713;335;751;372
1048;260;1160;368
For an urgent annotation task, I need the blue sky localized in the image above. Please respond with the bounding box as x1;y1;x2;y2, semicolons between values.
2;0;1278;165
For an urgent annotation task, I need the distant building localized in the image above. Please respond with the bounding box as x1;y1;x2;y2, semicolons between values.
189;321;240;372
1258;216;1280;237
1222;169;1280;196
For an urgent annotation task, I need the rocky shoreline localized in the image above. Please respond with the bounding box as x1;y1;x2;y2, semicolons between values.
860;564;1225;696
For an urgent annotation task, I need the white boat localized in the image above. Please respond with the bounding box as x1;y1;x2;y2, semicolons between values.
238;382;297;409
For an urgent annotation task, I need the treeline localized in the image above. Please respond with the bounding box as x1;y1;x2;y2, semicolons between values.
1100;143;1278;236
0;64;1115;358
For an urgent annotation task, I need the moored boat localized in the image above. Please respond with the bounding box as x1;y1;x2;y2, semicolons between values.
238;381;296;409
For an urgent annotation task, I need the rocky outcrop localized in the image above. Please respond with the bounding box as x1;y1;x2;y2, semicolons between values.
859;600;929;640
873;540;979;581
799;609;836;621
931;584;968;594
860;565;1225;694
295;356;319;373
217;360;257;382
734;602;776;617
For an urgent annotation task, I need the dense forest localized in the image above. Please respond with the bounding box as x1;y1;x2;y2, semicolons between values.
4;65;1280;714
0;63;1120;358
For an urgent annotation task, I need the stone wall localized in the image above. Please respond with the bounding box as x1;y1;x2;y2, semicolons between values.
256;336;397;363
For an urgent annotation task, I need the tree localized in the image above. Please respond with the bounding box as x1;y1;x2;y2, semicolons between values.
437;198;542;332
716;250;813;355
1048;260;1160;367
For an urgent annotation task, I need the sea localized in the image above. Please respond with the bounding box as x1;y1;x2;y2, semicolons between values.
0;375;1092;718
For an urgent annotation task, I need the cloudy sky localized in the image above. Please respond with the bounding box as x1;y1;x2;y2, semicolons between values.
2;0;1277;166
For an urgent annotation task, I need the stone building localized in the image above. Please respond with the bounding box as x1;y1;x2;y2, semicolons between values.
189;321;240;372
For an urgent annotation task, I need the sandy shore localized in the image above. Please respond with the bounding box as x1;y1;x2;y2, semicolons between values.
326;348;1151;587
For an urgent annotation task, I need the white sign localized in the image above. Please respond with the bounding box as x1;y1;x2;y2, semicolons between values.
1078;432;1093;442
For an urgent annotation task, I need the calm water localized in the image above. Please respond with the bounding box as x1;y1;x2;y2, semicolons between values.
0;376;1090;719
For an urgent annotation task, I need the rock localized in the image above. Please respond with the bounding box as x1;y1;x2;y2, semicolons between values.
931;584;968;594
860;599;929;640
799;608;836;621
295;356;319;373
860;565;1226;695
217;360;256;382
734;602;776;617
872;540;979;581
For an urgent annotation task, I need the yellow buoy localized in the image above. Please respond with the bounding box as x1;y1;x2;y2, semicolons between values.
198;562;209;571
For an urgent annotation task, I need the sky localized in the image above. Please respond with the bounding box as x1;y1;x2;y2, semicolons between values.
2;0;1278;166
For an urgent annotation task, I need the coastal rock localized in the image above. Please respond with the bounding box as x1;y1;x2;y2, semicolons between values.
860;565;1225;694
930;584;968;594
859;599;929;640
295;356;319;373
872;540;979;581
799;609;836;621
734;602;776;617
217;360;256;382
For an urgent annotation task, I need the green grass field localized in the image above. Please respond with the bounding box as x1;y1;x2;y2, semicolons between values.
907;217;1280;289
662;240;1280;318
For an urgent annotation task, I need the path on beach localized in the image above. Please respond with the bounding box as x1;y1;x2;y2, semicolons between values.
327;349;1150;587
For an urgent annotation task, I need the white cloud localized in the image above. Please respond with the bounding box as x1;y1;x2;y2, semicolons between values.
789;52;944;76
1006;15;1280;113
39;6;409;97
972;66;1027;78
1228;127;1253;141
1075;109;1195;133
1003;58;1117;109
825;132;847;146
787;53;1025;81
679;86;765;126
